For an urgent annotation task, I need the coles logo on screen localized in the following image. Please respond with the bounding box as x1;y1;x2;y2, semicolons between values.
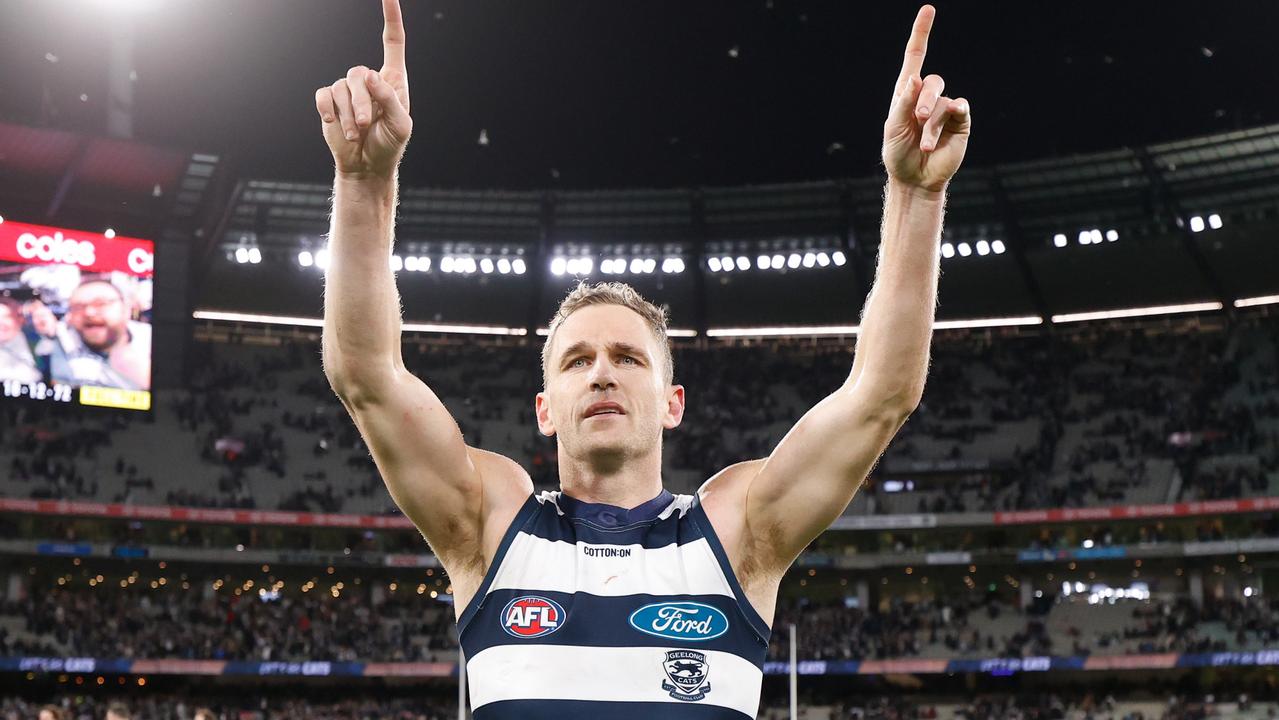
501;595;565;639
16;231;96;267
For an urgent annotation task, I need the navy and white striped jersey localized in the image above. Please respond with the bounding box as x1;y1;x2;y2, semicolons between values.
457;489;772;719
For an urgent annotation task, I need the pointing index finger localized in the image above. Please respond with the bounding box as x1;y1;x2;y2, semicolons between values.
895;5;935;96
382;0;406;74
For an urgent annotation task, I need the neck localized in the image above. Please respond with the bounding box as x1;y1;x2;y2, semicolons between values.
557;445;664;508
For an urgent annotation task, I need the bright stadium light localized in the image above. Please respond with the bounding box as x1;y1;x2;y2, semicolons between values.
480;258;494;274
497;258;511;274
707;257;722;272
787;253;801;269
1189;215;1205;233
991;240;1006;254
298;251;314;267
0;215;5;224
831;251;846;266
405;256;419;271
642;258;656;274
550;257;566;276
460;257;477;274
662;258;685;274
941;243;955;259
1090;229;1103;244
1106;229;1119;242
976;240;990;256
757;255;772;270
512;258;526;275
580;258;594;275
1208;213;1223;230
957;242;972;257
248;248;262;264
801;253;816;268
816;252;830;267
1077;230;1091;245
234;247;249;264
390;255;403;271
1053;233;1068;248
565;258;581;275
314;249;330;270
600;259;614;274
735;256;750;271
104;228;116;239
719;256;734;271
632;258;646;274
420;256;432;272
771;253;785;269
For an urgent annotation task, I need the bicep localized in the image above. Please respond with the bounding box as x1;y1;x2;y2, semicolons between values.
336;369;486;556
744;387;911;571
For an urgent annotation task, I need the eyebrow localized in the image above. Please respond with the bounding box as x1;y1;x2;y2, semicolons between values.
558;340;650;367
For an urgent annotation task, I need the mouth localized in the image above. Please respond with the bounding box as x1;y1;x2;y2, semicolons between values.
583;402;626;420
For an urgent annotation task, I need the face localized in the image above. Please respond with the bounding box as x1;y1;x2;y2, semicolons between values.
536;305;684;468
67;282;128;352
0;304;18;343
39;711;56;720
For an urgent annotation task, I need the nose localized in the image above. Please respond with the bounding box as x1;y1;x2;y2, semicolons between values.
587;354;617;391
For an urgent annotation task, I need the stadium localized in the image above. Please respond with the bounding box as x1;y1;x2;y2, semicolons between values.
1;1;1278;718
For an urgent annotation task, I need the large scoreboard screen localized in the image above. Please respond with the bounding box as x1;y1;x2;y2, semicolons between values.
0;219;154;411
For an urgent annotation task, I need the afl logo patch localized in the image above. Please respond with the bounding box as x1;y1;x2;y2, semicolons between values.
501;596;565;638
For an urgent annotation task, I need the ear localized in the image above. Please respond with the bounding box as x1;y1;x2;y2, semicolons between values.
662;384;686;430
535;391;557;437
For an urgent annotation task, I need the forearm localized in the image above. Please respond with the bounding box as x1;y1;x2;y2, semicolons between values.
322;172;404;391
846;178;945;408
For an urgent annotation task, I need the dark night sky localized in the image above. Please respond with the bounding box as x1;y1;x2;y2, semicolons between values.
2;0;1277;190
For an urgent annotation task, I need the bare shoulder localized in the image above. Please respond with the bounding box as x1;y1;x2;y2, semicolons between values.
695;459;766;569
468;447;535;547
696;458;765;510
441;447;534;614
695;458;780;624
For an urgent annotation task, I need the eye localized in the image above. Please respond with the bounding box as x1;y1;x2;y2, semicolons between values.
570;357;587;368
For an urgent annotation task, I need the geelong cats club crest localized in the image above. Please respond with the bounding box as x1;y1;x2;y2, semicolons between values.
661;649;711;701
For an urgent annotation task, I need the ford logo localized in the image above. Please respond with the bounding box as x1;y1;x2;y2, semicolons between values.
628;602;729;641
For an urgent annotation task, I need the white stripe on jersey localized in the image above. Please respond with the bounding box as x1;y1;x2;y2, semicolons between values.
467;643;763;714
488;533;735;598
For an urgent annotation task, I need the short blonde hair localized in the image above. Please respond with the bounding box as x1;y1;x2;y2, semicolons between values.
542;281;674;388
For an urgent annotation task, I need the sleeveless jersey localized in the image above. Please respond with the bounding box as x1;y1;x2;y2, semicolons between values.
457;489;772;719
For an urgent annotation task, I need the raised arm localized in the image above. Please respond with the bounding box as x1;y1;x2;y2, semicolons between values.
314;0;530;585
741;5;972;573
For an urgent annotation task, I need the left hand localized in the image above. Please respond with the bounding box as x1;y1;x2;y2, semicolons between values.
882;5;972;193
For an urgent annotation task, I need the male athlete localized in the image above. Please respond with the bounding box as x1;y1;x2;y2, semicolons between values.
317;2;969;717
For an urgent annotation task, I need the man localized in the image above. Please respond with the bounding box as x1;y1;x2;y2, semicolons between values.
104;704;130;720
0;297;42;384
48;279;151;390
317;2;968;717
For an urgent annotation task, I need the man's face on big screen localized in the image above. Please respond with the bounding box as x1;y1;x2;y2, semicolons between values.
536;304;684;470
66;282;128;352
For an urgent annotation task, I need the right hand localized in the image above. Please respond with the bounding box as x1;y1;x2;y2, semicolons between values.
315;0;413;179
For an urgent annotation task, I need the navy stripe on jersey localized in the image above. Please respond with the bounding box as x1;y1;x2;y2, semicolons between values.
463;588;768;660
687;501;772;643
522;498;702;548
474;699;752;720
457;493;540;634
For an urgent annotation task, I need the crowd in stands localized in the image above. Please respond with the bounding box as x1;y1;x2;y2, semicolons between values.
3;574;1274;665
2;584;458;662
0;695;455;720
1;315;1276;516
766;594;1279;662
